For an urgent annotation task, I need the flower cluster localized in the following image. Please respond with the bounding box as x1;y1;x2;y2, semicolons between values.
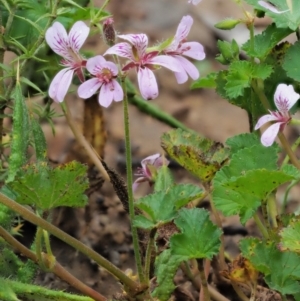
255;84;300;147
46;15;205;106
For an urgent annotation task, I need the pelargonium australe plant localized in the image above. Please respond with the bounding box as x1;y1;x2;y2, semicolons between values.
2;0;300;301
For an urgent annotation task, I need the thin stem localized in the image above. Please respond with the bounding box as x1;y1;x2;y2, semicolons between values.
278;132;300;170
261;201;271;235
281;179;300;213
0;225;107;301
231;281;249;301
121;79;145;283
204;183;226;270
144;228;156;284
126;79;195;134
267;193;278;229
181;261;230;301
43;229;53;256
281;136;300;167
198;259;211;301
61;102;109;181
253;213;269;239
0;192;139;294
35;227;48;271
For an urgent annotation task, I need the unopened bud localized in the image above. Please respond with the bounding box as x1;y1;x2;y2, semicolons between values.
103;17;115;46
215;18;241;30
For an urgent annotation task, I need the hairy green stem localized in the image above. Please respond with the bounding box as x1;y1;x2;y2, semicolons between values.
61;102;109;181
36;227;48;271
144;228;156;284
121;79;145;284
278;132;300;170
204;183;226;270
253;213;269;239
0;225;107;301
281;136;300;167
0;192;139;294
267;193;278;229
198;259;211;301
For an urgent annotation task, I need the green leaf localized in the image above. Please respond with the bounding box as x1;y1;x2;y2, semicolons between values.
242;24;292;59
9;161;89;210
244;0;300;30
30;117;47;161
161;129;229;182
224;169;296;200
280;219;300;253
152;249;182;301
7;83;30;183
283;40;300;82
170;208;221;260
154;165;175;192
225;61;273;98
135;184;204;229
191;72;217;89
226;133;261;155
241;238;300;295
213;144;279;223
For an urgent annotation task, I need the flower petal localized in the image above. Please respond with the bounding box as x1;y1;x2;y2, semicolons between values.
274;84;300;112
99;82;114;107
86;55;107;75
68;21;90;52
261;122;283;147
179;41;206;60
172;15;193;48
78;78;102;99
173;55;199;83
258;1;289;14
254;114;278;130
132;177;148;191
104;42;134;61
49;68;74;102
141;154;161;171
137;67;159;100
110;79;124;102
118;34;148;58
46;22;70;58
149;55;182;72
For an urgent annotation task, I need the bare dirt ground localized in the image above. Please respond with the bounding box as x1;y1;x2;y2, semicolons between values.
27;1;299;300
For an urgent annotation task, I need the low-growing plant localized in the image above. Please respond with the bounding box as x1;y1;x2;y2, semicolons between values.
1;0;300;300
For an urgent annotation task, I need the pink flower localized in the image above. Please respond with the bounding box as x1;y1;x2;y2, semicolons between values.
45;21;90;102
77;55;123;107
104;34;181;100
258;1;289;14
255;84;300;147
133;154;170;191
163;15;205;84
188;0;202;4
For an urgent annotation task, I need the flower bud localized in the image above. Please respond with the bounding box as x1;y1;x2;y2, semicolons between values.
103;17;115;46
215;18;241;30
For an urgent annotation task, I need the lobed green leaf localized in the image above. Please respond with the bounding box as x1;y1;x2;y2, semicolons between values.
170;208;221;260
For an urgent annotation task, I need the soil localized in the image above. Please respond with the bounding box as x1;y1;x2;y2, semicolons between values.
17;1;299;300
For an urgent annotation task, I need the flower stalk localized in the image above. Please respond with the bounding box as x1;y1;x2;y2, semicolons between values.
121;78;146;284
